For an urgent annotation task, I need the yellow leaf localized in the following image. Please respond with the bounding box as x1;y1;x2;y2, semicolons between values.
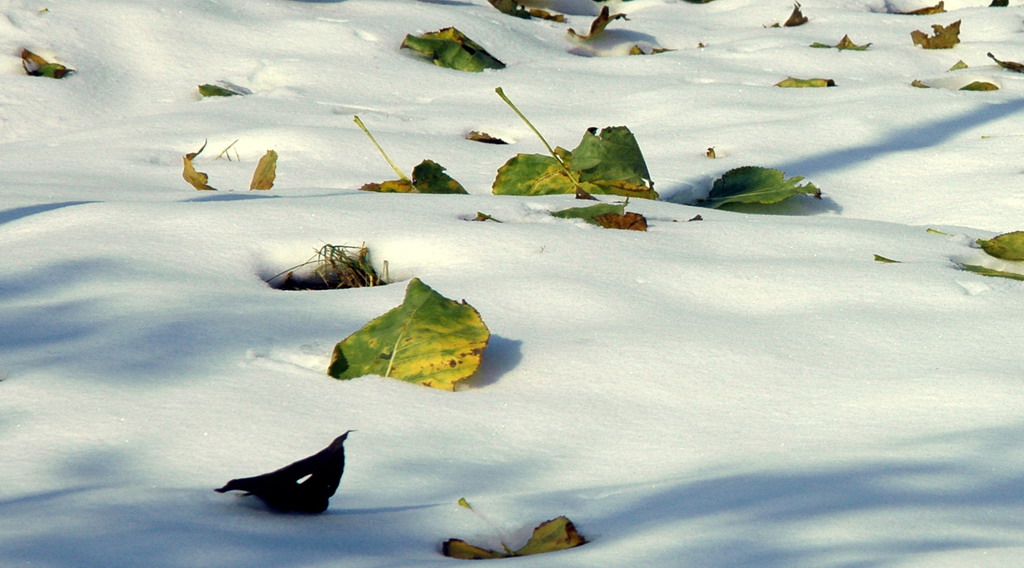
775;77;836;88
442;515;587;559
249;150;278;190
182;141;217;191
442;540;507;560
895;1;945;15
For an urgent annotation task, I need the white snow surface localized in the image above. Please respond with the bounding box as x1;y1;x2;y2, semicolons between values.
3;0;1024;566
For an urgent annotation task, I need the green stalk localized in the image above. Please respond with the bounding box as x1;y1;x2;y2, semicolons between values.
494;87;582;189
354;115;409;181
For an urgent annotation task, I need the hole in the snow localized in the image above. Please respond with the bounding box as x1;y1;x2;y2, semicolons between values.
265;244;391;291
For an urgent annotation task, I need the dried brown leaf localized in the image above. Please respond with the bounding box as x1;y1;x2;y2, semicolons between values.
910;20;960;49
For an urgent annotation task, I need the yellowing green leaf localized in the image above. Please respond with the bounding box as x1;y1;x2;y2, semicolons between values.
249;150;278;190
411;160;468;194
401;28;505;72
443;516;587;559
182;141;217;191
911;20;960;49
327;278;489;391
874;254;901;263
988;52;1024;73
492;153;578;196
978;231;1024;260
21;49;72;78
775;77;836;87
198;84;244;97
960;81;998;91
697;166;821;210
567;6;628;40
895;1;945;14
959;264;1024;281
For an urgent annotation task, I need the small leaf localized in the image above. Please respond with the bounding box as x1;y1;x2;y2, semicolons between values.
775;77;836;87
466;131;508;145
783;2;808;27
948;60;969;71
628;45;673;55
698;166;821;210
21;49;72;78
927;228;952;236
198;84;243;97
911;79;931;88
457;497;473;509
411;160;468;194
987;52;1024;73
874;254;901;263
442;516;587;559
960;81;999;91
551;203;625;222
706;147;717;159
959;264;1024;281
513;517;587;557
811;35;870;51
911;20;961;49
401;28;505;72
977;231;1024;260
894;1;945;14
990;0;1009;6
250;150;278;190
182;141;217;191
327;278;490;391
595;212;648;231
360;179;416;193
488;0;531;19
471;212;503;223
567;6;628;41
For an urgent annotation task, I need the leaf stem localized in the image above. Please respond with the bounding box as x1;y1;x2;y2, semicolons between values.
494;87;583;190
354;115;409;181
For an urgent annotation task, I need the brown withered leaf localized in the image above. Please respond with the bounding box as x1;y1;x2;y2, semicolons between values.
594;212;648;231
894;1;945;15
988;52;1024;73
182;141;217;191
911;20;960;49
466;131;508;145
568;6;628;40
784;2;808;27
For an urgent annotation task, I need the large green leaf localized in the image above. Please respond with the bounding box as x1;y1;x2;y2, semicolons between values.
492;152;578;196
400;28;505;72
697;166;821;209
977;231;1024;260
571;127;652;187
327;278;489;390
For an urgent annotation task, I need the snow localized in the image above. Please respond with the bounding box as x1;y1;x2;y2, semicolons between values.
3;0;1024;566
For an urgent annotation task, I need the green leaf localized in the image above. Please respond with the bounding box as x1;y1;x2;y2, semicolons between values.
21;49;73;78
443;516;587;559
327;278;490;391
698;166;822;210
571;127;651;186
400;27;505;72
911;20;961;49
873;254;901;263
249;150;278;190
567;6;628;41
990;0;1009;6
959;264;1024;281
411;160;468;194
492;153;578;196
960;81;999;91
775;77;837;87
948;59;969;71
199;84;244;97
977;231;1024;260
